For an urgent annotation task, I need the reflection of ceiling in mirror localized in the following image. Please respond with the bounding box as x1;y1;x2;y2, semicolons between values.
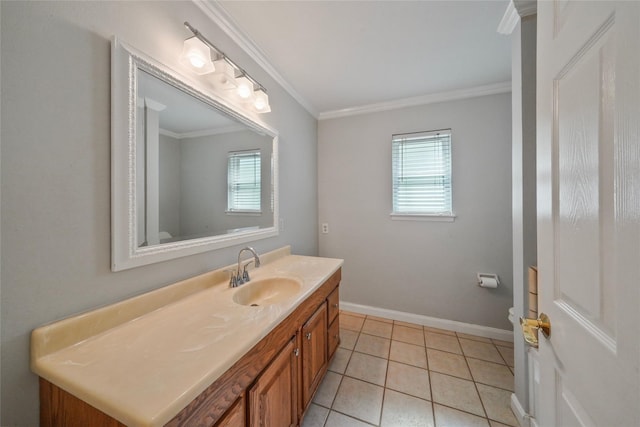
137;69;240;136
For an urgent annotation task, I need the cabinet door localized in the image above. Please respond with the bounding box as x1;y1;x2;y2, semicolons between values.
328;317;340;359
214;395;244;427
301;302;328;408
248;337;298;427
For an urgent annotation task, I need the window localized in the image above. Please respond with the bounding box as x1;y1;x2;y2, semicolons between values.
391;129;453;219
227;149;261;213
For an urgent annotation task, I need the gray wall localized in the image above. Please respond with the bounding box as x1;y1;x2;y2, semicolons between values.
0;1;317;424
318;93;513;329
180;130;273;237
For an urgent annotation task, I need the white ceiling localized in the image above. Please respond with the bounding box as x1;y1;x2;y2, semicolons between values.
216;0;511;117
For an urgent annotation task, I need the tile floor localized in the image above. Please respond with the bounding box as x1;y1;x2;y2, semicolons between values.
302;311;516;427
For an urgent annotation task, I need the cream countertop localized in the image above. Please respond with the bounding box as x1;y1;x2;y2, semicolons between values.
31;247;343;427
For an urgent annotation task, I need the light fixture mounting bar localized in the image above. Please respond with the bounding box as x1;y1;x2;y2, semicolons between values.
183;21;266;93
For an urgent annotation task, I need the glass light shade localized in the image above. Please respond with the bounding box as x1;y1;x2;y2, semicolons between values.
236;76;254;99
179;37;215;75
253;88;271;113
210;59;237;90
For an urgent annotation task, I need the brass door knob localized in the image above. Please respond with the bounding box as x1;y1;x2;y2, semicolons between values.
519;313;551;348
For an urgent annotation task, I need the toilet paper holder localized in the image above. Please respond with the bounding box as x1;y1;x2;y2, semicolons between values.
477;273;500;287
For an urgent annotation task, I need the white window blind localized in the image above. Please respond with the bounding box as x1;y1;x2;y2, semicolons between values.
227;150;261;212
392;130;452;215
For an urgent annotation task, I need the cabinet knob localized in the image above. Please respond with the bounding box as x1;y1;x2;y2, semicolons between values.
333;303;339;308
306;332;312;340
294;348;300;357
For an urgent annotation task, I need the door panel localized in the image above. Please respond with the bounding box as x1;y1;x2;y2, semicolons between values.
537;1;640;426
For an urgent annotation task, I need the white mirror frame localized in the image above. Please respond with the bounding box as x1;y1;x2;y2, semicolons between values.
111;37;279;271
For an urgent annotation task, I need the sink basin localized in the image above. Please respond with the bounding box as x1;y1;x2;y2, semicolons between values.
233;277;302;306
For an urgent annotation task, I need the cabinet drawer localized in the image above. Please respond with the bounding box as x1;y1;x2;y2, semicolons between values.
327;286;339;324
328;317;340;359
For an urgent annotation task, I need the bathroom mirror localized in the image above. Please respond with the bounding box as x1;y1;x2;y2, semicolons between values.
111;37;278;271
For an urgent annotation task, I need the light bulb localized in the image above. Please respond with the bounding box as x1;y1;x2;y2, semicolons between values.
179;37;215;75
253;88;271;113
188;52;206;69
236;76;254;99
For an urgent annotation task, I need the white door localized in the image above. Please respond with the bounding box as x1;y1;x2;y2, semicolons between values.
536;1;640;426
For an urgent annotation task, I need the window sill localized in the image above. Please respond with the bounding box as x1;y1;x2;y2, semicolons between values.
226;211;262;216
390;213;456;222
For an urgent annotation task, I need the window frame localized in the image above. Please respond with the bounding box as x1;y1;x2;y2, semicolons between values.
226;149;262;215
390;129;455;222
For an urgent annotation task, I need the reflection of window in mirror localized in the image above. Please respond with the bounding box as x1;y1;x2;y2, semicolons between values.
227;149;261;213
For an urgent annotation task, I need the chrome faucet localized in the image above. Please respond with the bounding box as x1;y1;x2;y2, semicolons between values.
230;247;261;287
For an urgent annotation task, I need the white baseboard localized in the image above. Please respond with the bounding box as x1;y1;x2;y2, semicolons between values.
511;393;531;427
340;301;513;342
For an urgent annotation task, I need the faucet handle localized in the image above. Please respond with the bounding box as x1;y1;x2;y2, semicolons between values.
225;269;239;287
242;260;254;282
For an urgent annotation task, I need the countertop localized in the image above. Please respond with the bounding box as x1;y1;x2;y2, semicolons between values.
31;247;343;427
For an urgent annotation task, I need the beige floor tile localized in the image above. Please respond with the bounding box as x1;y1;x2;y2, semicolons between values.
392;325;426;346
342;314;365;331
459;339;504;364
394;320;424;329
345;352;388;386
434;404;490;427
430;372;485;417
333;377;384;425
457;332;492;343
329;347;352;374
477;384;518;426
355;333;391;359
367;315;393;323
427;348;472;380
362;319;393;339
491;339;514;348
313;371;343;408
496;346;514;367
467;358;514;391
489;421;513;427
324;411;372;427
425;326;456;336
386;360;431;400
301;403;329;427
341;310;366;318
425;331;463;354
389;340;428;369
340;329;359;350
380;389;435;427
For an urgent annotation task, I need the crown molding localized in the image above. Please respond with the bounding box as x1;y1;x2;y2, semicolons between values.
514;0;537;18
159;123;247;140
318;81;511;121
497;1;520;35
497;0;537;35
194;0;319;118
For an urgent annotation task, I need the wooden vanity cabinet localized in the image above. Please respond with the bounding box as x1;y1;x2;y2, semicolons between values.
301;302;327;409
39;268;341;427
248;337;298;427
326;286;340;358
214;394;245;427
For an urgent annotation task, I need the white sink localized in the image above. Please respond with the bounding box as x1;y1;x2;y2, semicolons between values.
233;277;302;306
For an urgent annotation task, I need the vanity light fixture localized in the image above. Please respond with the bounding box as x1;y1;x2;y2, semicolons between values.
235;75;254;99
211;58;237;90
253;88;271;113
182;21;271;113
179;36;215;74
